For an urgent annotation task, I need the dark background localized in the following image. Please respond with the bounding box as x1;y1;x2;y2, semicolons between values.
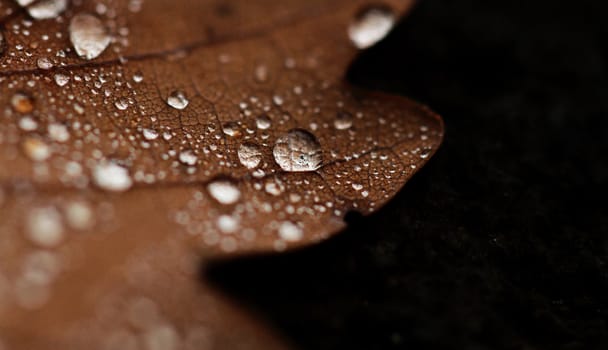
208;1;608;349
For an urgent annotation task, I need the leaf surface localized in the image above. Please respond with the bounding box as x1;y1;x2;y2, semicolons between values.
0;0;443;348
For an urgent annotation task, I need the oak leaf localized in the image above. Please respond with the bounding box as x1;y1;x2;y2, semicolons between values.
0;0;443;349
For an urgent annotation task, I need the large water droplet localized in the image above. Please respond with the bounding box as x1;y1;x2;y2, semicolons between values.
273;129;323;172
207;179;240;205
166;90;189;110
26;0;67;20
237;142;262;169
348;5;396;49
92;162;133;192
69;13;111;60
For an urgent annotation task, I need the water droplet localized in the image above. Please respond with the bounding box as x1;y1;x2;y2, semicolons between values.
273;129;323;172
14;277;50;310
352;183;364;191
11;93;34;114
93;162;133;192
255;114;271;129
217;215;239;233
69;13;111;60
17;0;36;6
19;117;38;131
53;73;69;86
22;137;50;161
278;221;303;242
237;142;262;169
348;5;396;49
103;330;139;350
128;297;161;330
26;207;64;248
207;179;240;205
178;149;197;165
419;148;432;159
26;0;67;20
264;179;285;196
48;123;69;142
114;98;129;110
254;64;268;83
166;90;189;110
143;324;180;350
22;251;60;285
334;111;353;130
133;71;144;83
272;94;284;106
142;128;159;140
64;201;95;230
222;121;241;137
36;57;53;70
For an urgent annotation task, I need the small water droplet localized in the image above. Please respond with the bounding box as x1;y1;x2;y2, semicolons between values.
254;64;268;83
69;13;111;60
278;221;303;242
36;57;53;70
217;215;239;233
166;90;189;110
334;111;353;130
133;71;144;83
127;297;161;330
48;123;69;142
264;179;285;196
222;121;241;137
352;183;363;191
207;179;240;205
237;142;262;169
114;98;129;110
255;114;271;130
26;207;64;248
178;149;197;165
419;148;432;159
348;5;396;49
22;137;50;161
142;324;180;350
142;128;159;140
273;129;323;172
22;250;60;285
11;93;34;114
64;201;95;230
272;94;284;106
93;162;133;192
53;73;70;86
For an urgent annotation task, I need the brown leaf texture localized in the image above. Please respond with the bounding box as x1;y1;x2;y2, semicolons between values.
0;0;443;349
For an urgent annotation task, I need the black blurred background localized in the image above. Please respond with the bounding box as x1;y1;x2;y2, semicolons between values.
208;1;608;349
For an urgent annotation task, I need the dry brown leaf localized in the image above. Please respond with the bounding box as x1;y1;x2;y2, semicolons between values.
0;0;443;349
